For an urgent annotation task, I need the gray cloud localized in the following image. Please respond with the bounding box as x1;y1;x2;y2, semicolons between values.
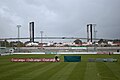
0;0;120;41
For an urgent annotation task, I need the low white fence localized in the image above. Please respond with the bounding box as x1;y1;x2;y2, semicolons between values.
0;53;13;56
12;52;120;54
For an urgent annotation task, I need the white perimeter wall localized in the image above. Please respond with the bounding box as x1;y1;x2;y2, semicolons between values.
12;52;120;54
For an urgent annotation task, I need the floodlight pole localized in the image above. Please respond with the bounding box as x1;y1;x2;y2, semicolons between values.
93;24;97;52
40;31;43;48
17;25;21;52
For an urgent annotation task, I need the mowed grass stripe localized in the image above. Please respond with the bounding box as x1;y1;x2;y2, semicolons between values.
84;62;99;80
14;62;61;80
48;62;78;80
96;62;118;80
0;62;48;80
67;62;87;80
0;62;34;79
32;62;69;80
0;62;15;68
105;62;120;80
0;62;27;73
7;63;45;80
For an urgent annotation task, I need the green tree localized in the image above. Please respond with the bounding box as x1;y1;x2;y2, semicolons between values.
98;39;108;44
0;40;10;47
74;39;82;44
9;41;25;47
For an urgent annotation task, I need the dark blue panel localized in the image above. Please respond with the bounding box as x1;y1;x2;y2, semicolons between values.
64;56;81;62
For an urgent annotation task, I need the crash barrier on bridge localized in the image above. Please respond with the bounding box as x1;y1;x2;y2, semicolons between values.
88;58;118;62
11;58;60;62
64;56;81;62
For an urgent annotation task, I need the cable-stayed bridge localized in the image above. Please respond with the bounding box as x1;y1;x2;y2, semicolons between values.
0;37;114;41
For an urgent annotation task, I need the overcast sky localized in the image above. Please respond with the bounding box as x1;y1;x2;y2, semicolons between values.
0;0;120;41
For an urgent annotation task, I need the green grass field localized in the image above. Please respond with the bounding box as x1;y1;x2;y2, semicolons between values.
0;54;120;80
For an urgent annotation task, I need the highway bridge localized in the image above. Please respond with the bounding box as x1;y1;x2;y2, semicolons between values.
0;36;114;41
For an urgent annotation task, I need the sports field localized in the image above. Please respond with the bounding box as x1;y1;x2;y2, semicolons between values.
0;54;120;80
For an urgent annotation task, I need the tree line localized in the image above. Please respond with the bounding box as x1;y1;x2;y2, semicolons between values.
0;39;120;47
